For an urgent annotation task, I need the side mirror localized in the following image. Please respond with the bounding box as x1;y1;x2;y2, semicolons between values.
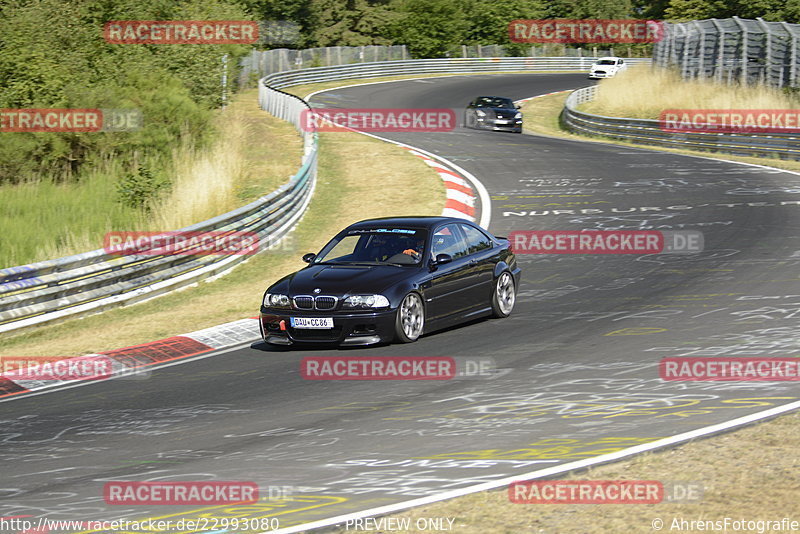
302;253;316;263
515;104;521;110
434;253;452;265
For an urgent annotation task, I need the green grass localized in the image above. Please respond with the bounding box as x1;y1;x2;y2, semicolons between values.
0;88;301;269
0;165;148;266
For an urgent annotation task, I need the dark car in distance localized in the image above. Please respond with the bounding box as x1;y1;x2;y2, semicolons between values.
464;96;523;133
259;216;521;346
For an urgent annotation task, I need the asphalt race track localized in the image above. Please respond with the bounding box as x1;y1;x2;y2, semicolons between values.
2;73;800;532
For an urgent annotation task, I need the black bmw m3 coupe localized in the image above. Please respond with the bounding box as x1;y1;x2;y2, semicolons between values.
259;216;521;346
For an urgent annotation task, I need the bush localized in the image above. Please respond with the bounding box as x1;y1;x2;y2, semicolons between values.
0;0;251;184
116;165;170;211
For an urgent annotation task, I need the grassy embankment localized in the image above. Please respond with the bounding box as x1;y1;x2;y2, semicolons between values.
0;95;289;266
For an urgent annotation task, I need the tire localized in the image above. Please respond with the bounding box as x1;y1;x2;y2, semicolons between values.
394;292;425;343
491;271;516;318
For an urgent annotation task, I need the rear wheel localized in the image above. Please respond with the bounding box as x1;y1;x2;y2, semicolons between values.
491;272;516;318
394;292;424;342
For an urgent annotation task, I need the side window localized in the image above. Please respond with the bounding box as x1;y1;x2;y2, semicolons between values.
459;224;493;255
432;224;469;259
618;59;624;65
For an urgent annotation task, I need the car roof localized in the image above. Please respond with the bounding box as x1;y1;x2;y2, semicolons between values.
596;56;622;61
475;95;512;100
345;216;474;230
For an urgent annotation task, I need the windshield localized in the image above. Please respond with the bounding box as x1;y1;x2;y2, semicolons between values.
474;97;514;109
596;59;617;65
314;228;428;265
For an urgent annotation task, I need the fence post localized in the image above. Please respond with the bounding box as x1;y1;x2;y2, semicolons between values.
709;19;725;84
788;25;799;87
732;17;749;85
694;21;705;80
755;18;771;85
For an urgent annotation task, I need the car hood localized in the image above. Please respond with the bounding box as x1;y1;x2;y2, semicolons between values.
481;107;517;117
271;264;417;296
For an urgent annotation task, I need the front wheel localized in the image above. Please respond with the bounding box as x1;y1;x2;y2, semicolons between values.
394;292;425;342
491;271;516;318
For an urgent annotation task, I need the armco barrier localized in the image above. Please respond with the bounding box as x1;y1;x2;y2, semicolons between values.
0;57;649;335
260;57;651;90
562;85;800;159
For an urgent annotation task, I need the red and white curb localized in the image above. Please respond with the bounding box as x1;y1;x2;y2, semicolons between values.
401;147;476;221
0;318;261;398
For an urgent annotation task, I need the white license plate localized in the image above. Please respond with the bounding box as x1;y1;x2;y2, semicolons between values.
290;317;333;329
496;120;510;124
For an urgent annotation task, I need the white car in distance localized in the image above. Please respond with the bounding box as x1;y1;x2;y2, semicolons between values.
589;57;627;79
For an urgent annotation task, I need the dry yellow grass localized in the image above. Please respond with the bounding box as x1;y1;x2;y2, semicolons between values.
224;88;304;203
582;66;800;119
522;91;800;175
152;88;303;229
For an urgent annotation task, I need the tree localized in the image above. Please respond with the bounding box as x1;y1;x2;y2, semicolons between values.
307;0;398;46
462;0;549;54
389;0;468;58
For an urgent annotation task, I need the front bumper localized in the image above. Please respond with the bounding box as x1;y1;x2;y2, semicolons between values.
259;308;397;346
589;71;615;79
475;118;522;132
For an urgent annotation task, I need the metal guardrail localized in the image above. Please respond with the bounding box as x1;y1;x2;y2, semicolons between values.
562;85;800;159
261;57;652;90
0;57;652;335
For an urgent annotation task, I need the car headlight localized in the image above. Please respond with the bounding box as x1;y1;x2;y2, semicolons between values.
343;294;390;309
475;109;486;117
263;292;291;308
514;112;522;119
